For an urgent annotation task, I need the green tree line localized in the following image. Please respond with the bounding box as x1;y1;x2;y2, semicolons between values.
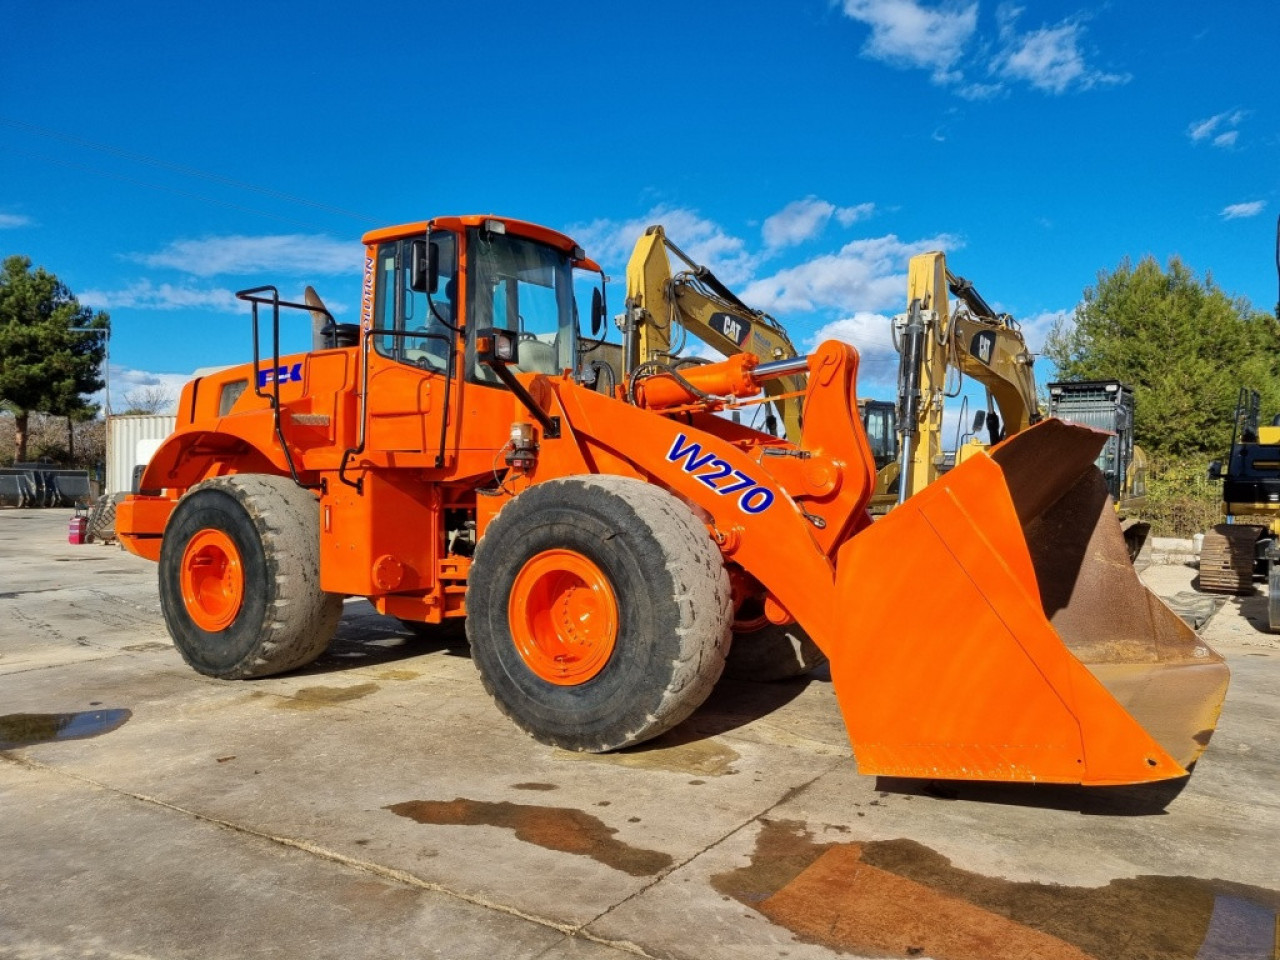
1045;254;1280;459
1045;253;1280;536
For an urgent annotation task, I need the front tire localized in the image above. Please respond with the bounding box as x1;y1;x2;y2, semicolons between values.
466;475;732;752
159;474;342;679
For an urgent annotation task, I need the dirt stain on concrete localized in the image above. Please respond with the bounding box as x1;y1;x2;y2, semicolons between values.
511;782;558;791
278;682;380;710
0;709;132;749
385;798;673;877
557;730;739;777
712;820;1280;960
373;669;420;681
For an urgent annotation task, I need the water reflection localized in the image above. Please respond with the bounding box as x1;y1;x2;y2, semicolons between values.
0;709;132;749
713;820;1279;960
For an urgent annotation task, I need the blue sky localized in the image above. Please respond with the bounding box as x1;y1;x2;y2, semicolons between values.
2;1;1276;415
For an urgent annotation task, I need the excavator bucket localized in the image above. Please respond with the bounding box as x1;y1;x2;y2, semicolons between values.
828;418;1229;786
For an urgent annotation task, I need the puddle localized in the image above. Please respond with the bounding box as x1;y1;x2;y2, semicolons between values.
372;669;420;681
713;820;1280;959
0;709;132;749
385;798;673;877
277;682;380;710
557;729;739;776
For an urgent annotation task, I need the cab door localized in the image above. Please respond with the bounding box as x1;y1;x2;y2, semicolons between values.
363;233;460;466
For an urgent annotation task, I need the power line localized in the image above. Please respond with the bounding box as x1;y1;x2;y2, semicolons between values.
3;145;342;233
0;115;379;225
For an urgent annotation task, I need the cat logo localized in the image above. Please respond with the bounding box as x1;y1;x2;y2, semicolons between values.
970;330;996;367
709;312;750;347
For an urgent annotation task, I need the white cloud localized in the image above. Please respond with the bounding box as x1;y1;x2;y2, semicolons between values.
83;365;196;415
805;311;901;388
993;7;1129;94
566;207;758;286
79;280;242;312
836;202;877;226
1015;308;1069;355
0;213;33;229
751;198;879;251
1221;201;1265;220
131;234;361;278
740;233;959;315
837;1;1127;96
763;198;837;249
79;280;352;316
840;0;979;85
1188;109;1247;147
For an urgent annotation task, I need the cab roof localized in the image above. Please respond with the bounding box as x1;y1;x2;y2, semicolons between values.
362;216;581;253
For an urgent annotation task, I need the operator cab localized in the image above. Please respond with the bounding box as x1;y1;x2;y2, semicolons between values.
369;217;606;388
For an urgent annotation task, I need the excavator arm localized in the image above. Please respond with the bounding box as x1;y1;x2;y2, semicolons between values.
624;225;806;439
896;250;1040;500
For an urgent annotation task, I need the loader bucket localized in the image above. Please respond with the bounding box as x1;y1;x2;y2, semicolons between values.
828;418;1229;786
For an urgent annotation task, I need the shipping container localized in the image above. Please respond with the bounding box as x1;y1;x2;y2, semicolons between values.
106;415;177;495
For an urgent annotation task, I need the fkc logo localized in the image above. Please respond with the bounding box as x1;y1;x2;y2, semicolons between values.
258;363;303;388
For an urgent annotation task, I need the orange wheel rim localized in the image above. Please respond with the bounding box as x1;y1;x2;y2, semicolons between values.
180;529;245;631
509;549;618;685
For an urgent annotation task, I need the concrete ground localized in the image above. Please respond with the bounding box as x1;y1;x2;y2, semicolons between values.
1;509;1277;960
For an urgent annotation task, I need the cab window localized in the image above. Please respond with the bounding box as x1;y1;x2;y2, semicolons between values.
373;233;458;371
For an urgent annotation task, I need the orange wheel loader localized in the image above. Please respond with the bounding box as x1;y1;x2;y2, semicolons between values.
116;215;1229;785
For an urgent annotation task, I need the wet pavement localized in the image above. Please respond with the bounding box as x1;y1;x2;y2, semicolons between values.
1;509;1277;959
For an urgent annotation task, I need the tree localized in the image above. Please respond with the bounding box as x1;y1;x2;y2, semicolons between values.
120;384;176;415
0;256;109;462
1045;255;1280;459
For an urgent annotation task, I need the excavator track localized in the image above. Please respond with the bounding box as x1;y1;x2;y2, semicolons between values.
1198;523;1264;594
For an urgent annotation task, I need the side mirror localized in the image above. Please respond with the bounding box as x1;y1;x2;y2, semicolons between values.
1208;460;1222;481
409;239;439;294
972;410;987;432
591;288;605;337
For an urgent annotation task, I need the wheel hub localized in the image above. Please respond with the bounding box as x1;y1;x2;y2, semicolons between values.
509;549;618;685
179;528;245;631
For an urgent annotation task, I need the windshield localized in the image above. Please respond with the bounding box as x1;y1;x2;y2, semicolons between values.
469;228;576;382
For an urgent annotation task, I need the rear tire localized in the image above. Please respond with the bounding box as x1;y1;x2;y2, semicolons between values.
726;616;826;682
159;474;342;679
466;475;732;752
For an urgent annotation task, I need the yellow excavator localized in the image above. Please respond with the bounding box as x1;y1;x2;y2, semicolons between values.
893;251;1150;563
893;251;1041;502
622;225;806;439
